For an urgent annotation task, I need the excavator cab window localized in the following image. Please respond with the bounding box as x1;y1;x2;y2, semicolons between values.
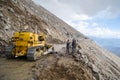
38;36;44;41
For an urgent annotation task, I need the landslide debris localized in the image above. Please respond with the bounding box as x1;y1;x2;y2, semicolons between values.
31;54;93;80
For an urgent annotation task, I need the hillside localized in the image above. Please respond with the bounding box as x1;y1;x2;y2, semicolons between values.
0;0;120;80
0;0;85;44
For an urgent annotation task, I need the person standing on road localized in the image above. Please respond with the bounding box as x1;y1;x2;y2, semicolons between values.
72;38;77;53
66;39;70;54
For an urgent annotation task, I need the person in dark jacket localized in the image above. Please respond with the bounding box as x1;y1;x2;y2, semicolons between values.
72;38;77;53
66;39;70;54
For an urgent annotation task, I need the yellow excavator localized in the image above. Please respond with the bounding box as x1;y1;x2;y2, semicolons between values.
5;31;51;60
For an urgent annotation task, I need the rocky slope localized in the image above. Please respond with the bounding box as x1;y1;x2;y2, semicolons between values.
0;0;120;80
0;0;85;44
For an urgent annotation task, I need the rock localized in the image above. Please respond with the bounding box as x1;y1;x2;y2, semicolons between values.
0;4;3;11
0;13;3;17
92;64;99;73
12;0;18;4
0;13;3;20
82;54;89;64
7;7;14;13
108;77;118;80
73;50;89;65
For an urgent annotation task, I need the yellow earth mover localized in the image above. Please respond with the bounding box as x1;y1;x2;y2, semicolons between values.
5;31;51;60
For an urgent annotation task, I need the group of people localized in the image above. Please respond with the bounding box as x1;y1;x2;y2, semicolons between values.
66;38;77;54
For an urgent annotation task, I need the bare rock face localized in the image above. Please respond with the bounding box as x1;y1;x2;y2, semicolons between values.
0;0;120;80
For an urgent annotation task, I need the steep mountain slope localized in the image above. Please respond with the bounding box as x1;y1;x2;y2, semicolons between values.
0;0;120;80
0;0;85;44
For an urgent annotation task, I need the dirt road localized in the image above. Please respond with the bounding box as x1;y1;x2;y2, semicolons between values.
0;43;93;80
0;44;65;80
0;57;36;80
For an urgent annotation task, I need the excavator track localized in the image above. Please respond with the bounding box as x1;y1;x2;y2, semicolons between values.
27;46;44;61
5;45;13;58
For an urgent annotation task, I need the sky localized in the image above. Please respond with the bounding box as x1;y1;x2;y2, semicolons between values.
33;0;120;39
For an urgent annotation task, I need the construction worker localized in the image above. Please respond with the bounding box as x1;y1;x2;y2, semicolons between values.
66;39;70;54
72;38;77;53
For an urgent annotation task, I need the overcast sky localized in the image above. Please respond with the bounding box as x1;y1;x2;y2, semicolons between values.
33;0;120;39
